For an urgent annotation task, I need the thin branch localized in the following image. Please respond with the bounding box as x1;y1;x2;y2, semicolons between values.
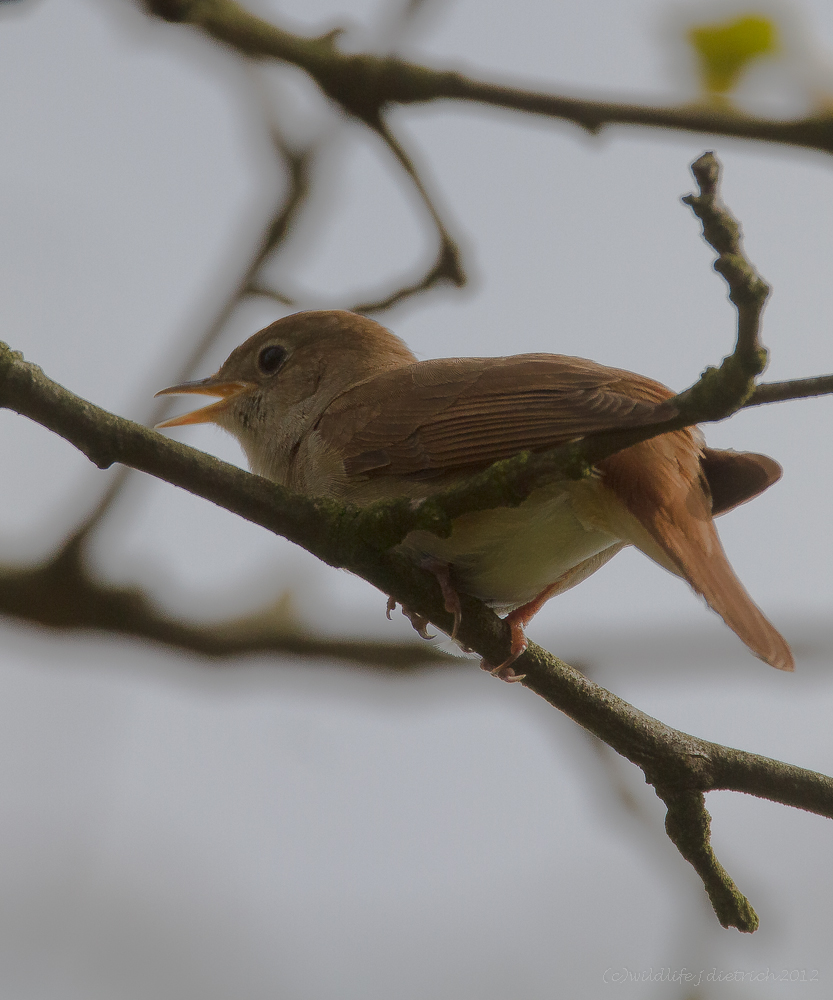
343;152;774;550
66;136;315;547
348;116;465;314
661;791;758;932
246;284;296;306
0;15;469;669
747;373;833;406
141;0;833;155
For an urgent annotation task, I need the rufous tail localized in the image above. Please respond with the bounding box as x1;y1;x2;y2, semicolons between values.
602;434;794;671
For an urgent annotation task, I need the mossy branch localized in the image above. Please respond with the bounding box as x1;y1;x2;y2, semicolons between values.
4;340;833;930
351;152;777;546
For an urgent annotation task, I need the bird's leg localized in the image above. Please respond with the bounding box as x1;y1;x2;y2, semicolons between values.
483;618;528;683
483;580;564;682
419;558;463;640
387;559;464;646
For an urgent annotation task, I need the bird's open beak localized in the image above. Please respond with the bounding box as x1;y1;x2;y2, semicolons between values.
154;377;253;429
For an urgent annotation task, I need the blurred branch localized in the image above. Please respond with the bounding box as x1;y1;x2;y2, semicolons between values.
141;0;833;155
0;114;457;671
0;0;472;674
66;133;314;548
348;117;465;314
0;536;450;668
5;342;833;932
0;120;452;674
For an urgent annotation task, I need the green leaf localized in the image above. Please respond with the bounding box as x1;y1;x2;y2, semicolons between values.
688;14;780;95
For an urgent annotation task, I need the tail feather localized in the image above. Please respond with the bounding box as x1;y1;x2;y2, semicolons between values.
701;447;782;516
647;506;794;671
601;432;793;672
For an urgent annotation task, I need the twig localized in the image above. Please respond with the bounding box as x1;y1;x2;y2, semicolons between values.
747;373;833;406
661;791;758;932
141;0;833;155
676;151;770;412
348;117;465;314
66;136;315;547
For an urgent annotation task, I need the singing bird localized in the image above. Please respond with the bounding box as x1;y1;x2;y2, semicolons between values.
156;310;793;676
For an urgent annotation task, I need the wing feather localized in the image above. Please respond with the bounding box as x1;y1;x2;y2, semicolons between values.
318;354;677;478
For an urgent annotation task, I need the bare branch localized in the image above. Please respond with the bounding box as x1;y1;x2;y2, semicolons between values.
67;137;315;547
0;10;468;670
677;151;769;409
747;373;833;407
141;0;833;156
348;116;465;314
661;791;758;932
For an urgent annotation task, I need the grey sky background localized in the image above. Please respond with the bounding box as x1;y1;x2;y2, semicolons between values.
1;0;833;996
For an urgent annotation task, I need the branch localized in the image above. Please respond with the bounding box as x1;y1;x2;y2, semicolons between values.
347;117;465;314
68;134;315;546
247;120;467;317
747;373;833;406
346;151;774;549
0;536;450;669
5;149;831;928
3;342;833;930
0;42;466;671
141;0;833;155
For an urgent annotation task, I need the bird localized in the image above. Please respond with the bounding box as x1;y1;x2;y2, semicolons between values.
155;309;793;677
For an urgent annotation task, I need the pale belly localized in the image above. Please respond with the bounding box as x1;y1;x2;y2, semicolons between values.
396;481;622;613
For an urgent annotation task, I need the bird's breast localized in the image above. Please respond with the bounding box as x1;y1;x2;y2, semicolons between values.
396;480;623;613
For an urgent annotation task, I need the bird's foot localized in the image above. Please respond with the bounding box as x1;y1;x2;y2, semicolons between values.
481;616;528;683
402;607;436;640
404;609;435;640
387;598;436;640
419;558;462;640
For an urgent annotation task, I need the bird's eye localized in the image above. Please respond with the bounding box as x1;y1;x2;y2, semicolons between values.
258;344;287;375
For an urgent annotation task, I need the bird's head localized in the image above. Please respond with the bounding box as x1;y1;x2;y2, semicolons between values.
155;309;416;449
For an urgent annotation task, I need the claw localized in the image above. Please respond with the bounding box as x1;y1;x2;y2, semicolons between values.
385;595;435;639
420;558;462;639
490;664;527;683
401;606;435;640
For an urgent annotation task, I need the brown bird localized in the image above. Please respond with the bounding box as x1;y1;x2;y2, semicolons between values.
156;310;793;676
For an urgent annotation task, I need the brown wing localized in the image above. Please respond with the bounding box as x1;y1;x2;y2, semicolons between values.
317;354;678;478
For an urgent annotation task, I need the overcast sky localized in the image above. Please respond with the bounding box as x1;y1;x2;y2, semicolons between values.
1;0;833;996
